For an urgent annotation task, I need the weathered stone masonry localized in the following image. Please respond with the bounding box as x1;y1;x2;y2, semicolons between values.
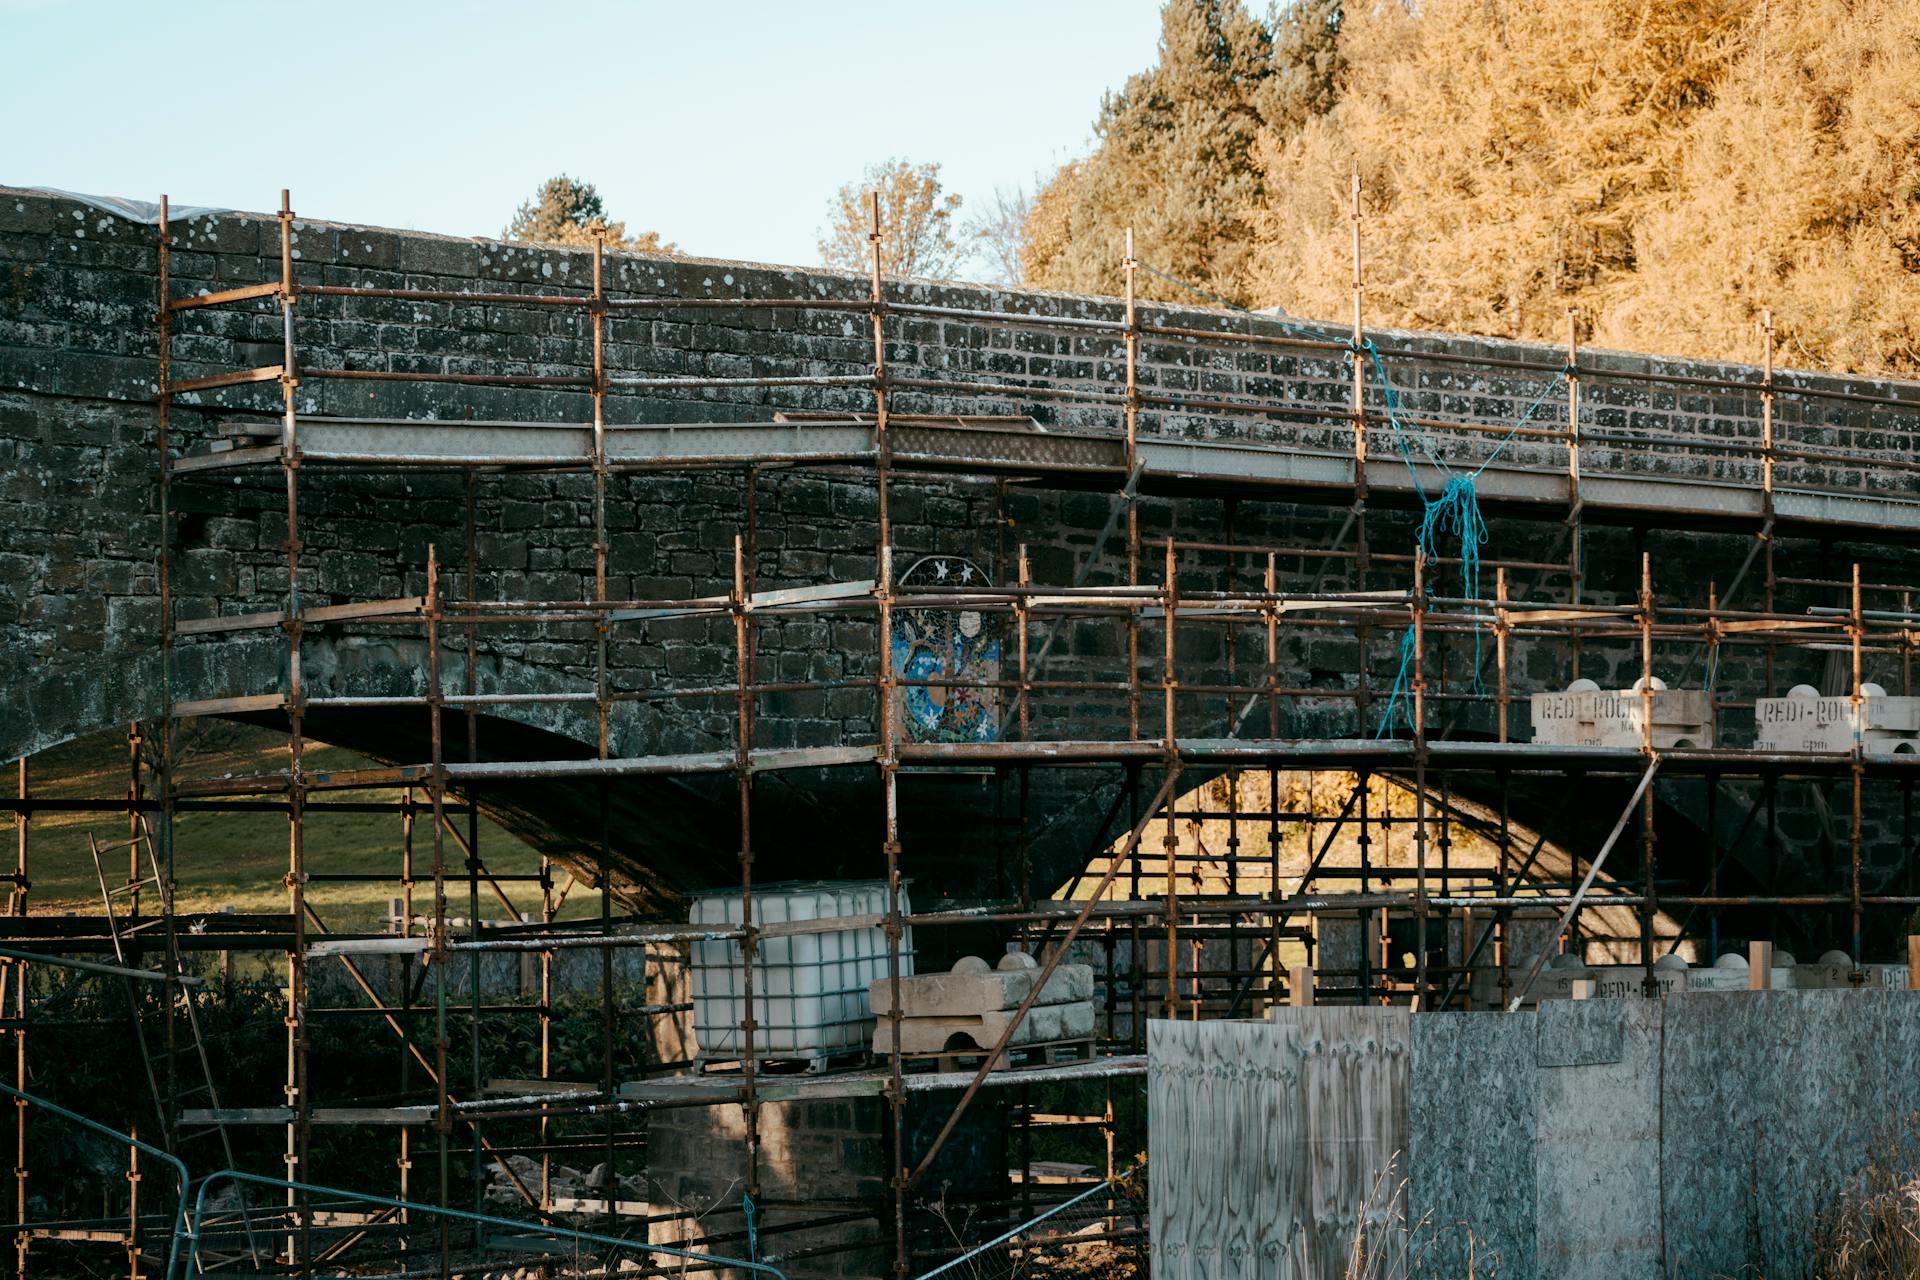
4;185;1919;938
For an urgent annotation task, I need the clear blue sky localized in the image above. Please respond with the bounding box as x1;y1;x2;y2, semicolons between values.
1;0;1165;273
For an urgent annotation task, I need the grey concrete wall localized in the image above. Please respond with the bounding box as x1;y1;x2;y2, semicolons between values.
1154;997;1920;1280
1532;1000;1665;1279
1407;1010;1536;1280
1407;991;1920;1280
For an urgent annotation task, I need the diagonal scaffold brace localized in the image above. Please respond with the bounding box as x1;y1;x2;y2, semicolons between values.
1506;756;1661;1012
904;764;1183;1193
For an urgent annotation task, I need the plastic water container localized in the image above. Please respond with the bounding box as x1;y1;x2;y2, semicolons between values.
688;880;914;1065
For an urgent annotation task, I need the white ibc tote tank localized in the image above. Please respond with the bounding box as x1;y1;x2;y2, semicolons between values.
688;880;915;1064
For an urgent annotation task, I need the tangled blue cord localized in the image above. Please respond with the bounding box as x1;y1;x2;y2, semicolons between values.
1132;260;1566;739
1365;345;1568;737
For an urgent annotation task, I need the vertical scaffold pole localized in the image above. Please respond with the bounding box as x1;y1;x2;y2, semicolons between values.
1412;551;1430;1007
274;188;314;1276
1495;568;1511;744
1566;310;1584;678
1161;540;1183;1018
1638;553;1657;994
426;545;451;1279
1851;563;1865;965
462;467;483;1229
1349;171;1372;728
1124;229;1141;742
10;757;25;1279
732;534;761;1210
1761;311;1778;697
590;227;619;1237
867;190;909;1280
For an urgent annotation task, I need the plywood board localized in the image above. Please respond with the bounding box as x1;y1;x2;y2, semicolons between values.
1149;1010;1407;1280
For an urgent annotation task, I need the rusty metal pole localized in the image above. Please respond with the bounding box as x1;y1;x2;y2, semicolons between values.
1017;546;1031;741
1412;551;1430;1007
274;188;315;1276
1638;553;1657;994
426;546;451;1278
398;785;414;1262
461;466;488;1229
731;535;761;1209
867;190;910;1280
1761;312;1778;697
1852;563;1866;964
8;757;22;1280
125;1131;139;1280
1162;540;1180;1019
590;226;620;1238
1495;567;1511;744
592;231;610;761
1566;311;1584;683
1124;229;1141;742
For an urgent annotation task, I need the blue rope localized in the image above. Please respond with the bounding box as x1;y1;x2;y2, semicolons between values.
1133;260;1568;738
1364;348;1569;735
744;1192;758;1262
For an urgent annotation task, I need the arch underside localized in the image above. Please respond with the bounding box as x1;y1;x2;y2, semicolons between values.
12;629;1857;958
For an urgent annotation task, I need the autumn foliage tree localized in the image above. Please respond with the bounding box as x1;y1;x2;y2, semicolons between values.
1025;0;1920;376
1250;0;1753;348
503;175;677;253
1021;0;1342;302
819;159;966;279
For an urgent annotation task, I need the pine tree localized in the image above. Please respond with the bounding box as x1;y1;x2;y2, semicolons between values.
503;175;677;253
1021;0;1343;304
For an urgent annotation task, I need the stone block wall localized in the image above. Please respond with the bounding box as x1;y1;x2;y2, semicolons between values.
8;183;1919;762
5;184;1920;932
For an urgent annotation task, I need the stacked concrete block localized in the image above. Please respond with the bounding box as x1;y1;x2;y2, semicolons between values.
1793;949;1908;989
1529;676;1714;749
870;951;1095;1057
1755;683;1920;754
1470;951;1592;1008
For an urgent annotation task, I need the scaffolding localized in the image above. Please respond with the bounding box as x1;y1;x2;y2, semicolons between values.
6;181;1920;1276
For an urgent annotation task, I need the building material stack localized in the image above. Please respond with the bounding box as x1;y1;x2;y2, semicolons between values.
871;951;1095;1066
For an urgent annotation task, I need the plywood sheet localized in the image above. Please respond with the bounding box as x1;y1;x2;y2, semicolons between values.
1150;1011;1408;1280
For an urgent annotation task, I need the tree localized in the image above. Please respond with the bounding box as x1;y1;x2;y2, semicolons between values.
1250;1;1746;343
1248;0;1920;375
1021;0;1344;304
964;183;1036;285
502;175;677;253
819;159;965;279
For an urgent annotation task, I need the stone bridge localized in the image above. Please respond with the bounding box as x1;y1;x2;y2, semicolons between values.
5;185;1920;946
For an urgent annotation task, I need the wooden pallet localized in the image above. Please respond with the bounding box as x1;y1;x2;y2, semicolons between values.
695;1049;872;1076
900;1037;1095;1075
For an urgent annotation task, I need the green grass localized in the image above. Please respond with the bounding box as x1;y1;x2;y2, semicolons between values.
15;723;599;933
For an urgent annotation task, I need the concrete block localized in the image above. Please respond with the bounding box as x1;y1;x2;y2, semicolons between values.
1529;677;1713;748
1755;683;1920;754
873;998;1096;1055
1470;953;1591;1008
868;953;1092;1017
